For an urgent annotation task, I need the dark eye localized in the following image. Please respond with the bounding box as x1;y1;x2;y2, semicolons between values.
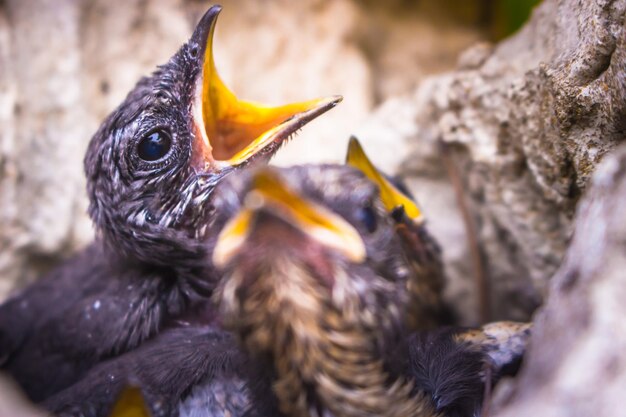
356;206;377;233
137;130;172;161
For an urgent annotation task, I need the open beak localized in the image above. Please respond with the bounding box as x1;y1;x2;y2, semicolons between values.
190;6;342;172
346;137;423;222
212;168;366;268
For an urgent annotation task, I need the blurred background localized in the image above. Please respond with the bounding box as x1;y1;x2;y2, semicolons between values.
0;0;539;324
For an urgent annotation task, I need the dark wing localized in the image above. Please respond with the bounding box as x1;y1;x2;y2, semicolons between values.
0;244;102;365
0;244;109;400
407;322;531;417
44;326;249;417
407;328;486;417
0;242;182;402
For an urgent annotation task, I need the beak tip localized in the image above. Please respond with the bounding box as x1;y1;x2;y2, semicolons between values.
311;95;342;115
206;4;223;16
191;5;223;53
346;136;364;162
316;95;342;110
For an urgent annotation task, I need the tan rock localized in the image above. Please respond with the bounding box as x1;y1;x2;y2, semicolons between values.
391;0;626;321
493;144;626;417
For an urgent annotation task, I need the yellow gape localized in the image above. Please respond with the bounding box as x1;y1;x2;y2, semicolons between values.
194;13;340;165
213;169;366;268
346;137;423;222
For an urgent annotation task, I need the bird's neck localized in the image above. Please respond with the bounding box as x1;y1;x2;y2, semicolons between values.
239;258;435;417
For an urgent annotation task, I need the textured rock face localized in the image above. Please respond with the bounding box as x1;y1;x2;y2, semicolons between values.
355;0;626;322
0;0;92;296
493;145;626;417
0;0;481;295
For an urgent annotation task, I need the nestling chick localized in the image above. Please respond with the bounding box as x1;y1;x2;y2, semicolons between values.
0;5;339;402
346;137;450;329
213;165;437;417
345;140;531;415
214;165;531;417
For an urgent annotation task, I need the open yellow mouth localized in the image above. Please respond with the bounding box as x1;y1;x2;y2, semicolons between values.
191;8;341;171
213;169;366;268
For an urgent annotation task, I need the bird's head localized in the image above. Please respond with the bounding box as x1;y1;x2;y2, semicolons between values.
346;137;447;329
85;5;340;265
212;165;412;358
345;137;424;225
211;165;427;417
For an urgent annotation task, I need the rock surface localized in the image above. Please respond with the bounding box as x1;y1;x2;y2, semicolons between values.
492;144;626;417
355;0;626;322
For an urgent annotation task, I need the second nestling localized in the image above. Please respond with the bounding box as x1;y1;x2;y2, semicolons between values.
213;164;531;417
0;5;340;402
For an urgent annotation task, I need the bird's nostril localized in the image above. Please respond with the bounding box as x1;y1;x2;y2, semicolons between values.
189;45;199;58
155;91;169;103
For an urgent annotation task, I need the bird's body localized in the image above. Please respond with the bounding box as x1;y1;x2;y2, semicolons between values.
345;138;451;329
0;242;219;402
212;165;421;416
213;165;530;417
45;326;249;417
0;5;340;402
43;165;530;417
43;323;529;417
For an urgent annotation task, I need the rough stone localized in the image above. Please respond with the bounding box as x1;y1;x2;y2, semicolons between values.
391;0;626;321
0;0;92;293
493;144;626;417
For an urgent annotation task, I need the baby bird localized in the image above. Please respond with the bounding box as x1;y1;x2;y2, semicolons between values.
346;137;450;328
0;5;339;402
47;164;434;417
214;165;530;417
214;165;443;417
